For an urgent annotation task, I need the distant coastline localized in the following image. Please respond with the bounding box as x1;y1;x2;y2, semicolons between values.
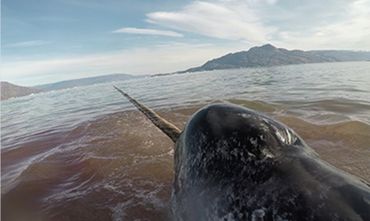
34;73;140;91
0;82;42;101
174;44;370;74
1;74;141;100
3;44;370;99
151;44;370;77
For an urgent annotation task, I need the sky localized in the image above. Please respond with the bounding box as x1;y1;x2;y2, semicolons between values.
1;0;370;86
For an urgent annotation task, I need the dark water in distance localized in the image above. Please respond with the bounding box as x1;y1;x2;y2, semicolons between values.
1;61;370;220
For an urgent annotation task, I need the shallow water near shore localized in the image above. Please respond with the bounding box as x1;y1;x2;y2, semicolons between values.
1;62;370;220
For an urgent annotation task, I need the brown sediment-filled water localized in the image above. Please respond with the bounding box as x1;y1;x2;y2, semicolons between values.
2;62;370;220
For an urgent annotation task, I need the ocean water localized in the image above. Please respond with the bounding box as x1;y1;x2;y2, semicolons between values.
1;61;370;220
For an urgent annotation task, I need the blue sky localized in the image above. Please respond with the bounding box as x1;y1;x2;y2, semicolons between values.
2;0;370;86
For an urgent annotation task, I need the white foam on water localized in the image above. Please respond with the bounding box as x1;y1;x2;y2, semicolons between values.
111;199;134;221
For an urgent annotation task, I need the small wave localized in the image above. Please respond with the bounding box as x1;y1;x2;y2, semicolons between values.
278;98;370;114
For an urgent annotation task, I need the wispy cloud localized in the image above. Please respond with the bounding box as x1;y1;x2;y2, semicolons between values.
4;40;51;48
273;0;370;50
112;27;183;37
146;1;274;43
1;42;244;86
144;0;370;50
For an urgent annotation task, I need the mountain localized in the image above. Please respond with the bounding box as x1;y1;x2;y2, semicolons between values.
1;81;42;100
179;44;370;73
35;74;141;91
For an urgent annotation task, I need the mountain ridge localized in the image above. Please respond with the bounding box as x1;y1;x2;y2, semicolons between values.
177;44;370;73
0;81;42;100
1;74;141;100
35;73;141;91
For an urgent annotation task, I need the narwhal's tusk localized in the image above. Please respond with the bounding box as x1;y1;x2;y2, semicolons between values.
113;86;181;143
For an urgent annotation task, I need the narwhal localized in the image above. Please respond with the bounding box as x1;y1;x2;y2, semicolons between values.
114;86;370;221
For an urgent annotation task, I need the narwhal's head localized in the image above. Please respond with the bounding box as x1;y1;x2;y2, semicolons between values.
114;86;310;185
113;87;316;220
173;103;310;191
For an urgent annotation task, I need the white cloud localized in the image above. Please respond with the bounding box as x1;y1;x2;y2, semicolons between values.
4;40;51;48
146;1;274;43
272;0;370;50
144;0;370;50
113;27;183;37
1;42;245;86
246;0;278;5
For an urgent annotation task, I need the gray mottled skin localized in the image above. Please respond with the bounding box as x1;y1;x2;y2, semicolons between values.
114;87;370;221
172;104;370;221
